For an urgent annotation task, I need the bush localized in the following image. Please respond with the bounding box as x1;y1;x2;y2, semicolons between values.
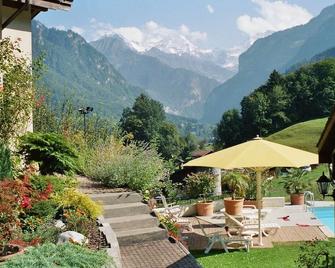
19;132;79;175
53;188;102;219
22;222;60;244
30;175;77;195
296;240;334;268
1;243;114;268
184;172;216;200
82;138;166;192
0;143;13;180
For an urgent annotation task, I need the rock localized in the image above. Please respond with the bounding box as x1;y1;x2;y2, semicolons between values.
57;231;88;245
54;220;66;229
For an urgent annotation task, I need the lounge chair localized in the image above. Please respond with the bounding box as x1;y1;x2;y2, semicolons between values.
155;194;193;231
223;211;280;237
196;218;252;254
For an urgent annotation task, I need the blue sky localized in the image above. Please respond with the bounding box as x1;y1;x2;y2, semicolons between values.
37;0;335;51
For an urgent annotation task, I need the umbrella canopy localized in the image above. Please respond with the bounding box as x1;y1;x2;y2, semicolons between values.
183;136;319;245
183;136;318;169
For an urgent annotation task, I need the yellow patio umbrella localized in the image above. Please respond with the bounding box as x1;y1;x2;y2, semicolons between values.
183;136;319;245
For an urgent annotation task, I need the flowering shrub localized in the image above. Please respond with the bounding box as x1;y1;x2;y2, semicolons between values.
184;172;216;200
0;38;34;144
53;189;102;219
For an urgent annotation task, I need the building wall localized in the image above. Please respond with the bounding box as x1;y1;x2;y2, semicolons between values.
2;6;32;61
1;5;33;132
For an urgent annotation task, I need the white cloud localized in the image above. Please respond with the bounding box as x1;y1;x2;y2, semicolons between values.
71;26;85;35
88;19;210;55
237;0;312;43
207;4;215;14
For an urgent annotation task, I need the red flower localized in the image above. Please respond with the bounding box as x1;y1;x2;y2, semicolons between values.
21;195;31;209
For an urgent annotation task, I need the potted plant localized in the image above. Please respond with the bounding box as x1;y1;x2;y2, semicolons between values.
184;172;216;216
222;171;249;215
244;171;273;208
281;168;310;205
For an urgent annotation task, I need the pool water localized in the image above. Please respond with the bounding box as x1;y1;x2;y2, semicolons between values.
312;206;335;233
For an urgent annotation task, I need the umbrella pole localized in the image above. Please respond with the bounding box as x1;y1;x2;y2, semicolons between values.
256;169;263;246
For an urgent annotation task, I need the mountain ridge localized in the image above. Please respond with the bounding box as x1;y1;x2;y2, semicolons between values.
203;3;335;123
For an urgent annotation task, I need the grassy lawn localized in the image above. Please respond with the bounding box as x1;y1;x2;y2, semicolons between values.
266;118;327;153
192;240;335;268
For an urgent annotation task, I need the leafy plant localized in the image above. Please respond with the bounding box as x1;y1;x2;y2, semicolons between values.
244;171;273;200
83;137;166;192
1;243;114;268
0;143;13;180
281;168;310;194
63;208;95;236
0;38;35;144
157;214;179;239
19;132;79;175
222;171;249;200
30;175;77;195
53;188;102;219
184;172;216;201
296;239;333;268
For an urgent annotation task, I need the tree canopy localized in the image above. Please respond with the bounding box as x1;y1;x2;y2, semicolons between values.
214;59;335;147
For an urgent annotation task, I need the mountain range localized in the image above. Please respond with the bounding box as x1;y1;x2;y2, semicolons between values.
32;21;143;117
203;4;335;123
33;3;335;125
90;36;222;119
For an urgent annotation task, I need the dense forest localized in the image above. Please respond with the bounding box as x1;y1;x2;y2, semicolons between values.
214;59;335;148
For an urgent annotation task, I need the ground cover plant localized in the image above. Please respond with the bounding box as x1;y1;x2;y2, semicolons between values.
1;242;114;268
192;240;335;268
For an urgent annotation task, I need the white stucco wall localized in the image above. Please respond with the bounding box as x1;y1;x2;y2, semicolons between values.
2;6;32;61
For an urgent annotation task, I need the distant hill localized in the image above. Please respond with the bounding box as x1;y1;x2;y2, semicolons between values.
266;118;327;153
32;21;143;117
203;4;335;123
91;35;220;119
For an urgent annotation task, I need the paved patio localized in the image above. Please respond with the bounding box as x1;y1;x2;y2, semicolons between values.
182;205;331;252
120;240;202;268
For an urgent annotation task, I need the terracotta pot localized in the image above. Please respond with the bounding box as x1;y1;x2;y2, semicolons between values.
196;201;214;216
224;198;244;215
290;193;304;205
244;199;263;209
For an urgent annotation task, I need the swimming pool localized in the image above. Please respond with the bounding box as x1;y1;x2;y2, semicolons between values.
313;206;335;233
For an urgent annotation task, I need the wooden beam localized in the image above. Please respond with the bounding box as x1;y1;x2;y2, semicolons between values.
3;0;72;11
2;0;29;30
30;0;72;10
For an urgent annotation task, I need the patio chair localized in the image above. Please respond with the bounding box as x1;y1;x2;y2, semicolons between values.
195;218;252;254
155;195;193;231
223;211;280;237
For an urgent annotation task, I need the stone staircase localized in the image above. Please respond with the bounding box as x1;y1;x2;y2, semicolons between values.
91;192;167;246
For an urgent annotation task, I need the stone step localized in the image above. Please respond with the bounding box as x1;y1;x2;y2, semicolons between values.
116;227;167;246
90;192;142;205
103;202;149;218
104;214;159;232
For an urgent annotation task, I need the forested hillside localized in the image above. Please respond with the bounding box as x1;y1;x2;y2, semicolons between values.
214;59;335;148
